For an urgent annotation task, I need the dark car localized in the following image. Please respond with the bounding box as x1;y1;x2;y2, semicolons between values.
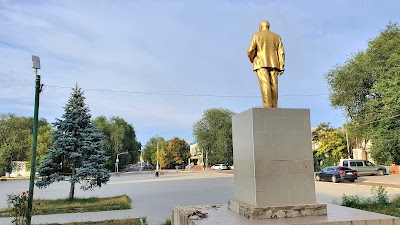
143;164;154;170
315;166;358;183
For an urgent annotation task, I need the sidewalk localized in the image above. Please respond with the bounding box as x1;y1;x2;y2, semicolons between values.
354;174;400;188
0;209;146;225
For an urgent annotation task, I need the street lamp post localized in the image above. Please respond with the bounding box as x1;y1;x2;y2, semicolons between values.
116;152;128;174
27;55;42;225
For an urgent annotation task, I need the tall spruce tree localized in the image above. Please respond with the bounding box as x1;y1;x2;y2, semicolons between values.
36;85;110;199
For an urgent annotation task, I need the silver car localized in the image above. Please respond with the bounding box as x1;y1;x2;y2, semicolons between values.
340;159;386;176
211;164;228;170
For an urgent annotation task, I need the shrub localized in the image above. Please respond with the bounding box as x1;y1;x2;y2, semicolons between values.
340;186;390;211
371;186;389;206
341;194;367;209
7;191;29;225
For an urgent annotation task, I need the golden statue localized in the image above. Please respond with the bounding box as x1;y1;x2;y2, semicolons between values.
248;20;285;108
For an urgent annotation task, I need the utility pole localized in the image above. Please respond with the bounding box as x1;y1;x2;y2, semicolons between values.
345;129;351;159
139;148;144;172
206;147;209;168
156;142;159;171
27;55;42;225
202;149;205;171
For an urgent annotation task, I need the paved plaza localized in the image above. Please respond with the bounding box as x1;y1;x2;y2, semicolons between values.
1;171;400;224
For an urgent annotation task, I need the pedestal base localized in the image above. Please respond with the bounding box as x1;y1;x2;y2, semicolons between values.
228;199;327;219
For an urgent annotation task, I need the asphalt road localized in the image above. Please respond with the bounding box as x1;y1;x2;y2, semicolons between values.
1;171;400;225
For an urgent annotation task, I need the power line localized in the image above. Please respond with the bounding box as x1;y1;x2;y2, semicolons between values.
43;84;329;98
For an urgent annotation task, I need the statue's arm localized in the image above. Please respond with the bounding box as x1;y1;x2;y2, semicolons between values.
278;37;285;74
247;34;257;63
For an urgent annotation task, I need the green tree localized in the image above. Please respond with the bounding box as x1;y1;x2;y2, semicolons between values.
36;125;52;167
326;23;400;164
36;85;110;199
312;123;333;142
313;123;347;161
0;114;50;173
193;108;235;165
93;116;141;171
143;135;166;167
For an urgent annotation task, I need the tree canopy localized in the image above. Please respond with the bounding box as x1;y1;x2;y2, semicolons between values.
164;137;189;168
313;123;346;160
326;23;400;164
193;108;235;165
36;85;110;199
0;113;50;173
143;135;166;168
143;136;189;169
93;116;141;171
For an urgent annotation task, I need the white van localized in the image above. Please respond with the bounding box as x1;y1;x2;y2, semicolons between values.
339;159;386;176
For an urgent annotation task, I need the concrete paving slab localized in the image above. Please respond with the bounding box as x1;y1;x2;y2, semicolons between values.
173;203;399;225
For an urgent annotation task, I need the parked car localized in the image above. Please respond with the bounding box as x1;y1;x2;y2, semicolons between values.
339;159;386;176
143;164;154;170
211;164;228;170
175;164;185;169
315;166;358;183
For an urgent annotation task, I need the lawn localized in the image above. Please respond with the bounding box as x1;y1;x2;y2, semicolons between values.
0;195;131;217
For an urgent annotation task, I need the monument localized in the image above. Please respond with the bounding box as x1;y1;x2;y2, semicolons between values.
248;20;285;109
171;20;400;225
225;20;327;219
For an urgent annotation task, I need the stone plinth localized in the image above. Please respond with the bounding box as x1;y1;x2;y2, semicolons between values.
228;199;326;220
172;204;400;225
228;108;324;219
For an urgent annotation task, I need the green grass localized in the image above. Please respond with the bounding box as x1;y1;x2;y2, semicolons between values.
0;195;131;217
38;218;146;225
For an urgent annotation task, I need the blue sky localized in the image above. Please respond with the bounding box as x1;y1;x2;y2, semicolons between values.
0;0;399;145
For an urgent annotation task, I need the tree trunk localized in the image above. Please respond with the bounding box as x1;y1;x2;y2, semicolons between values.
69;168;76;199
69;182;75;199
361;139;368;160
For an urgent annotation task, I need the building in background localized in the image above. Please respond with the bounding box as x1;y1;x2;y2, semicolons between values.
188;142;204;166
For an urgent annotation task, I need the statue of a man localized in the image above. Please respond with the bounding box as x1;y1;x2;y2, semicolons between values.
247;20;285;108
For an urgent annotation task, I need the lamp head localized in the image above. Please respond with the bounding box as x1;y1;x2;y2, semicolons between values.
32;55;41;69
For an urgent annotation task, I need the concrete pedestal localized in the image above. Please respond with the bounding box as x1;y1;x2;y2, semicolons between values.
228;108;326;219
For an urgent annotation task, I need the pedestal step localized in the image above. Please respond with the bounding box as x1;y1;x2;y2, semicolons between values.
228;199;327;220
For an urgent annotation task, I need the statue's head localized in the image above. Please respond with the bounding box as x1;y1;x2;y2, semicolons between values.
259;20;270;31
